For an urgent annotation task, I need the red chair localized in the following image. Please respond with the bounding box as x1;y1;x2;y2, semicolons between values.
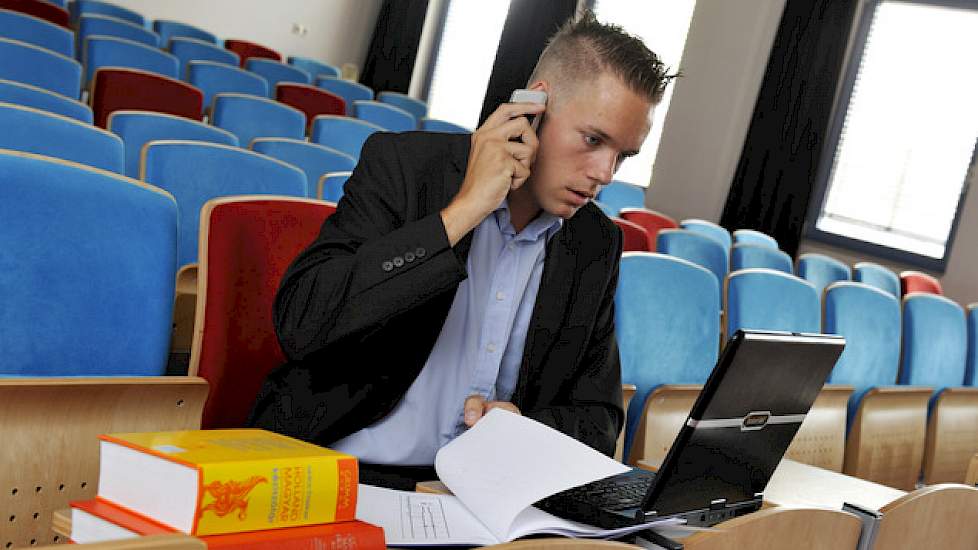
276;83;345;134
901;270;943;296
91;68;202;128
619;207;677;252
190;196;337;429
0;0;69;28
612;217;651;252
224;39;281;67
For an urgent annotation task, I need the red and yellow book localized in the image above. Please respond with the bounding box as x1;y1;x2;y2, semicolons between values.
70;499;385;549
96;429;358;536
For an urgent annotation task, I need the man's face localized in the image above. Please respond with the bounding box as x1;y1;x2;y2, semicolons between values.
527;72;654;219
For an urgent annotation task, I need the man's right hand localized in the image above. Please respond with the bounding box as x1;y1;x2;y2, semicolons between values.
440;102;545;246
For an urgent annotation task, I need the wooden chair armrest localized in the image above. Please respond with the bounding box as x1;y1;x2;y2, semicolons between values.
175;263;198;295
415;480;452;495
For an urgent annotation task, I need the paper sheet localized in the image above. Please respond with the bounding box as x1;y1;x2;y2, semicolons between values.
356;484;497;546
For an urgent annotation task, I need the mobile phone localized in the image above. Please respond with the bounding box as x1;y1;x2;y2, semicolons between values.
509;89;547;131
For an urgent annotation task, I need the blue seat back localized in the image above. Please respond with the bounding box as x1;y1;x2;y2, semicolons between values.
310;115;383;160
288;56;340;79
318;171;352;202
153;20;216;47
967;305;978;386
315;76;372;114
0;8;74;57
854;262;901;299
656;229;727;308
421;118;471;134
0;149;176;375
680;219;731;251
187;61;267;113
78;14;159;52
0;102;122;171
108;110;238;178
141;141;306;267
725;269;820;338
351;100;416;132
733;229;778;249
84;36;178;84
251;138;355;198
798;253;851;298
0;37;81;98
211;93;305;147
70;0;143;26
377;91;427;120
616;253;720;459
596;181;645;216
899;294;966;392
246;58;310;91
731;244;793;274
0;78;91;122
169;37;237;79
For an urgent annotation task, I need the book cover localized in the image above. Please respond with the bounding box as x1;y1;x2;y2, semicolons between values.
97;429;358;536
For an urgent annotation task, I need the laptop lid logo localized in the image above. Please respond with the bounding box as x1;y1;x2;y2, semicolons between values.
741;411;771;431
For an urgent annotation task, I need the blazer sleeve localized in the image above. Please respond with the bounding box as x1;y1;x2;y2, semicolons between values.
273;133;468;361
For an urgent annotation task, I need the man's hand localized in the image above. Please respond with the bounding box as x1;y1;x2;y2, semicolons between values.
440;102;545;246
463;394;521;428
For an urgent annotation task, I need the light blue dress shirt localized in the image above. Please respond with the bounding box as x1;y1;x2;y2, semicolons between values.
332;199;562;465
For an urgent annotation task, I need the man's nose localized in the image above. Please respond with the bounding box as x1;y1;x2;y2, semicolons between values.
589;153;616;185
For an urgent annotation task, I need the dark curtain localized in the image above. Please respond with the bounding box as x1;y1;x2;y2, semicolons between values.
719;0;858;257
359;0;430;93
478;0;578;126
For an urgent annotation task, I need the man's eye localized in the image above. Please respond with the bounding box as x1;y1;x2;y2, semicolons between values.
584;135;600;146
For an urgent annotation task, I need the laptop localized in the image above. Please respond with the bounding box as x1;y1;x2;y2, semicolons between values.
535;329;845;530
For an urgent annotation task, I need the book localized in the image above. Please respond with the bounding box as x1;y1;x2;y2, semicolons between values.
70;498;385;549
355;409;683;546
96;429;357;536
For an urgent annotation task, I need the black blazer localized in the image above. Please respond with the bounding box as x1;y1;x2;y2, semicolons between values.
249;131;624;457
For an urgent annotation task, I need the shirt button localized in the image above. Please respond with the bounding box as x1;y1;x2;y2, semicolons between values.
486;343;496;353
415;247;426;258
381;261;393;272
496;291;505;301
393;256;405;267
404;251;416;262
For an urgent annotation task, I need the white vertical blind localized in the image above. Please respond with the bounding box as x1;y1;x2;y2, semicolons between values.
817;1;978;259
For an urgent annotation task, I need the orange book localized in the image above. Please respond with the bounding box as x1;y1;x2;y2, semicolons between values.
96;429;357;536
70;499;385;549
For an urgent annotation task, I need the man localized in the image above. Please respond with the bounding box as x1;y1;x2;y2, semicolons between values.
249;11;674;489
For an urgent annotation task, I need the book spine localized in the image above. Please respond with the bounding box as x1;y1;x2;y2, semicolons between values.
204;522;385;550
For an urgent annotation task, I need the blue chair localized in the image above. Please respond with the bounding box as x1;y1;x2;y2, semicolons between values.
731;244;793;273
854;261;901;299
732;229;778;249
108;110;239;179
616;252;719;464
0;7;74;57
596;180;645;216
84;36;178;84
968;304;978;386
315;76;372;114
797;253;850;298
318;170;352;202
724;269;819;338
251;138;355;198
680;219;731;252
211;93;305;148
78;14;160;52
351;100;416;132
0;149;176;375
153;20;216;47
140;141;306;268
288;56;340;78
0;78;92;122
310;115;384;160
69;0;144;26
590;200;615;217
0;37;81;98
186;60;268;113
245;58;310;91
0;101;122;172
168;37;237;79
656;228;728;309
377;91;427;120
421;117;471;134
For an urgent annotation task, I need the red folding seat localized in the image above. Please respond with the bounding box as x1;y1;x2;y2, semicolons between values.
0;0;69;28
901;270;943;296
224;39;280;67
619;207;678;252
90;68;202;128
276;83;345;133
612;216;652;253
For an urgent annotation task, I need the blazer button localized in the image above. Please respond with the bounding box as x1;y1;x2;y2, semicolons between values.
415;247;426;258
404;252;416;263
382;261;394;272
393;256;405;267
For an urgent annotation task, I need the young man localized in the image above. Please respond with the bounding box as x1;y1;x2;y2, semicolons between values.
249;12;674;489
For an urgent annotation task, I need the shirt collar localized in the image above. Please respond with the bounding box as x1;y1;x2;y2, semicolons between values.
493;198;563;243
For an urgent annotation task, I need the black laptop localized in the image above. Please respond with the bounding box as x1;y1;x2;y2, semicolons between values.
535;329;845;530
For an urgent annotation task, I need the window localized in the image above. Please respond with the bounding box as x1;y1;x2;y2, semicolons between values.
810;0;978;271
592;0;697;188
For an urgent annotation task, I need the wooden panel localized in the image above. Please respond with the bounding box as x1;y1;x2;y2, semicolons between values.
876;484;978;550
680;508;861;550
923;387;978;484
627;385;701;467
783;385;853;472
965;454;978;486
0;377;207;548
35;534;205;549
170;264;198;354
843;386;931;490
614;384;637;462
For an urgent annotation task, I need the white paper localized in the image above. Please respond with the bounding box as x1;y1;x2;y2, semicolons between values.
356;484;498;546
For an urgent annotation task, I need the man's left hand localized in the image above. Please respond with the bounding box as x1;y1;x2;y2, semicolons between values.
463;394;520;427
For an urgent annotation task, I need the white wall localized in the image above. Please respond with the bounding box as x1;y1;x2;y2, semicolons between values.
109;0;384;68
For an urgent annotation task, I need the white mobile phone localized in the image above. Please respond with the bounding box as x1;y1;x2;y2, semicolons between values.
509;89;547;131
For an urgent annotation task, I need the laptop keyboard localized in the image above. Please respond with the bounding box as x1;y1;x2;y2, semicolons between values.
547;469;656;511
